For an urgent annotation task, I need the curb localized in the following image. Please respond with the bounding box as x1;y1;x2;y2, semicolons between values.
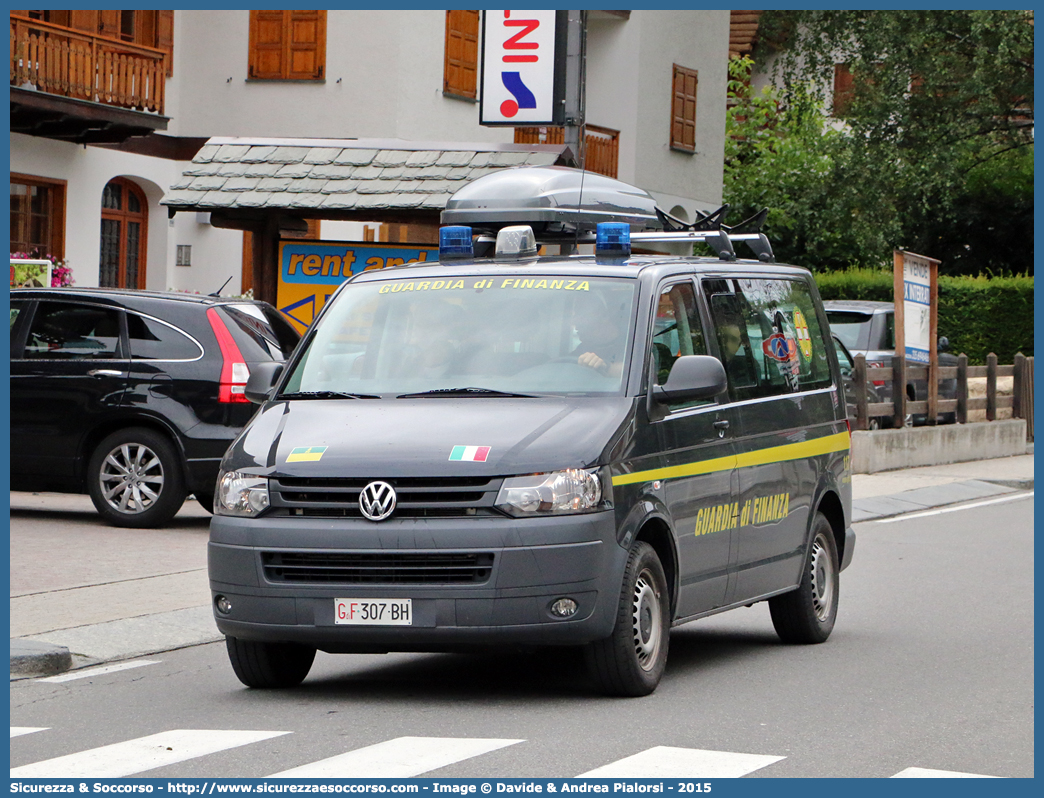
10;639;72;676
852;478;1033;523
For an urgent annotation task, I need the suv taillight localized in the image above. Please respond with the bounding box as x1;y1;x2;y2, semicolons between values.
207;308;251;403
867;360;887;387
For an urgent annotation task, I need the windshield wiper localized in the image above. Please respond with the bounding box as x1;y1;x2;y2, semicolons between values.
278;390;380;400
396;387;537;399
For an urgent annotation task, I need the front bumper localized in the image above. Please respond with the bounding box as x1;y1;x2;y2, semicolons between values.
208;510;626;651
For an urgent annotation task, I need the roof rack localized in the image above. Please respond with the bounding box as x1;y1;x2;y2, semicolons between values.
442;166;774;262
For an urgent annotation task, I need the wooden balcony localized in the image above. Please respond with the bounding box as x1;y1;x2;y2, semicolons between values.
10;15;168;143
515;124;620;178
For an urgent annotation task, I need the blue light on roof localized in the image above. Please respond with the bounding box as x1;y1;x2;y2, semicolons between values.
439;226;473;260
595;222;630;261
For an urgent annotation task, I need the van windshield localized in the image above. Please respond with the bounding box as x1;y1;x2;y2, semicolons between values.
280;274;637;397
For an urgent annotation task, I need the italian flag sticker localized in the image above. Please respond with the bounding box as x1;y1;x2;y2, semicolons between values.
449;445;491;462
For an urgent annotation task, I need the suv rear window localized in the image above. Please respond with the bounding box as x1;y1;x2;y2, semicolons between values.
223;304;300;361
824;311;874;351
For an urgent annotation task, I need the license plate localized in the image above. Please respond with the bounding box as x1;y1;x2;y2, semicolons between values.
334;598;412;626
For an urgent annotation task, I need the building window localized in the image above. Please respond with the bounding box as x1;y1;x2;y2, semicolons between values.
99;177;148;289
248;10;326;80
10;174;65;259
833;63;855;117
444;10;479;99
670;64;698;152
514;125;620;178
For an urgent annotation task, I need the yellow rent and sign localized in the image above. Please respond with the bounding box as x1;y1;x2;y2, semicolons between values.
276;240;437;333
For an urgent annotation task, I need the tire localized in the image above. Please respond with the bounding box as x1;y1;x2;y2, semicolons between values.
585;541;670;697
769;513;839;644
194;491;215;514
225;636;316;689
87;427;185;528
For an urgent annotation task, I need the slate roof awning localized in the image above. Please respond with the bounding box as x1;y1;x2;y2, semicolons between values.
161;137;575;219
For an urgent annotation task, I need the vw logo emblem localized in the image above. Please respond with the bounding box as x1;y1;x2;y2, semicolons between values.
359;481;396;521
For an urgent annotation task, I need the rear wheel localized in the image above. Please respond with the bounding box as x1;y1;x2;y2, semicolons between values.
87;427;185;528
585;541;670;697
225;637;316;689
769;513;839;644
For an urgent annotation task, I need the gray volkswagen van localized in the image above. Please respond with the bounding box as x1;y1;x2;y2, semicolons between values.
208;167;854;696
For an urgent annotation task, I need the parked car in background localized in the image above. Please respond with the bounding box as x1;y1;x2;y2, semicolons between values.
823;300;957;425
10;288;300;528
831;333;887;429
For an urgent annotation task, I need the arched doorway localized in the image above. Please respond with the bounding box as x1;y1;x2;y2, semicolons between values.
99;177;148;289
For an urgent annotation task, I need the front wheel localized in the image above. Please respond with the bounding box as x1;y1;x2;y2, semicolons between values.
769;513;839;644
585;541;670;697
87;427;185;528
225;637;316;688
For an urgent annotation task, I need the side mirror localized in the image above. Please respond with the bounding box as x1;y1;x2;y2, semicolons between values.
653;355;727;404
245;361;284;404
938;336;950;352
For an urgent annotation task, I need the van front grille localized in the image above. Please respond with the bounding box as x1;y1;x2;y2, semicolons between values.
261;551;495;585
269;476;504;519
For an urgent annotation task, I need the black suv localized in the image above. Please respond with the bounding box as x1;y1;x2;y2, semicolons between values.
10;288;300;528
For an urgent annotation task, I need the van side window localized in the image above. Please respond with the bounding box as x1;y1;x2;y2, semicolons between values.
705;278;832;400
651;281;711;407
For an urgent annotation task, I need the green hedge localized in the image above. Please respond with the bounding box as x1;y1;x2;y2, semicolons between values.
813;268;1033;365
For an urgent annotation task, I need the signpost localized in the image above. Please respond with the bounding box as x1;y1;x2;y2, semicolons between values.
277;240;437;333
480;10;566;126
10;258;52;288
894;249;941;424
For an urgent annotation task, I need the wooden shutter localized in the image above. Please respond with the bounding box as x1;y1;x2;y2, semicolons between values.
444;10;479;99
286;10;325;80
98;10;120;38
69;10;98;33
249;10;325;80
671;64;698;152
833;63;854;116
157;10;174;76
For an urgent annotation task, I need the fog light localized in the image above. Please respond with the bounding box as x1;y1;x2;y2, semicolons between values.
550;598;578;618
215;595;233;615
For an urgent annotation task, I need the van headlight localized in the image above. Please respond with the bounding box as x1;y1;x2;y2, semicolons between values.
495;468;606;517
216;470;270;517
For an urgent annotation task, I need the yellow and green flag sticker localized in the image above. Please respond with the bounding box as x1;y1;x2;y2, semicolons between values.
287;446;328;463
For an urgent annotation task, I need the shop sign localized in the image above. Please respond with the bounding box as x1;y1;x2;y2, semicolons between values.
480;10;564;126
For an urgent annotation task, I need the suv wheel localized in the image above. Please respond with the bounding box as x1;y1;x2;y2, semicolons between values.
87;427;185;528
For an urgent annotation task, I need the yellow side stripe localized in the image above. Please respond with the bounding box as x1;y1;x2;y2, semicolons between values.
611;430;850;487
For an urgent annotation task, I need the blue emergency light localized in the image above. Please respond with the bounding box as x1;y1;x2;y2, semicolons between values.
595;222;631;261
438;225;473;260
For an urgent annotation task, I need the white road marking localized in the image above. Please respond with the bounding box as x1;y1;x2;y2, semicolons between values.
577;746;786;778
10;729;289;778
874;491;1033;523
892;767;1003;778
10;727;49;738
38;659;160;683
268;736;523;778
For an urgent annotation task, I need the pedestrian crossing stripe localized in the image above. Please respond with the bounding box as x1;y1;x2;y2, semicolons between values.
10;727;48;738
38;659;159;683
269;736;523;778
9;729;289;778
8;729;1010;778
577;746;785;778
892;767;1004;778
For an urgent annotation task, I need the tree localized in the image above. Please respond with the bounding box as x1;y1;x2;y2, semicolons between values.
722;56;899;270
752;10;1034;275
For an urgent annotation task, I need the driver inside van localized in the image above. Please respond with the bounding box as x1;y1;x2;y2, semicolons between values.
399;299;462;379
572;293;625;378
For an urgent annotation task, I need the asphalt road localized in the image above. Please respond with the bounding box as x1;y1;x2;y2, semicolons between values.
9;494;1034;779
